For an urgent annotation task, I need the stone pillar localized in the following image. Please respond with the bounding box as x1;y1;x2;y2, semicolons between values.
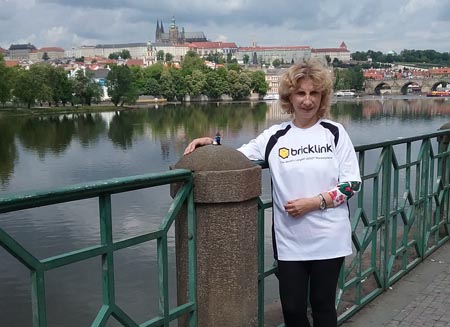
172;145;261;327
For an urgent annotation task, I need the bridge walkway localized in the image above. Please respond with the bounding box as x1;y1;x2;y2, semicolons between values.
341;242;450;327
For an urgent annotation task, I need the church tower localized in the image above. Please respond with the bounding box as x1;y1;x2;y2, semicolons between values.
155;20;161;42
169;16;179;45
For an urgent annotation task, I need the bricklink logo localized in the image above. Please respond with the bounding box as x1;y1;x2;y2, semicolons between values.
279;147;289;159
278;144;333;159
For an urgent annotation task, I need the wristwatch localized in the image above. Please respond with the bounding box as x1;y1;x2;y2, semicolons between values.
318;194;326;210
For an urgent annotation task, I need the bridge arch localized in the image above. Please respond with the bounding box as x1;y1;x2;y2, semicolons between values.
373;83;392;95
364;77;450;95
430;80;450;91
400;81;421;95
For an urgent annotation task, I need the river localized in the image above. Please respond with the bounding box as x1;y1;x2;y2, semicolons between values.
1;96;450;326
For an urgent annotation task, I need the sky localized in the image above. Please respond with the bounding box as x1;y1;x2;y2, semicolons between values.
1;0;450;54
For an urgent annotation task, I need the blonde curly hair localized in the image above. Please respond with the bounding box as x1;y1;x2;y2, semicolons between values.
279;59;334;118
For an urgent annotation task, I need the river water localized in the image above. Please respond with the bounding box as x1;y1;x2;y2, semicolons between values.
1;96;450;326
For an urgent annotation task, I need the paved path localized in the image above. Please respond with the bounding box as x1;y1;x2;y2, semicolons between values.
341;242;450;327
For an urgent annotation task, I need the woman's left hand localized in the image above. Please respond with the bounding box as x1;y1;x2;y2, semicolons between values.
284;197;320;217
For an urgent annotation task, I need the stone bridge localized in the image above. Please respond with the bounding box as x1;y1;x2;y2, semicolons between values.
364;77;450;95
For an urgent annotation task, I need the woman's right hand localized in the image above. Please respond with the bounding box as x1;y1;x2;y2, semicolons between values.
183;137;214;155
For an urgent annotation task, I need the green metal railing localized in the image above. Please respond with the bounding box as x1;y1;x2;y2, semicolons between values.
256;130;450;326
0;169;197;327
2;130;450;327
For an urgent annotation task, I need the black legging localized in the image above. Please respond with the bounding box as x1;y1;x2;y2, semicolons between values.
277;257;344;327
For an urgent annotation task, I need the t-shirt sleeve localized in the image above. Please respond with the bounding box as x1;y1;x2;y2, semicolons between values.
237;130;271;161
336;126;361;183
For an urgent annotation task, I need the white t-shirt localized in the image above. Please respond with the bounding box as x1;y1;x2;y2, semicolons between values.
238;119;361;261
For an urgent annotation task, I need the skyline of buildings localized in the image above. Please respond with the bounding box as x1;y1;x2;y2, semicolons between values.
0;17;351;65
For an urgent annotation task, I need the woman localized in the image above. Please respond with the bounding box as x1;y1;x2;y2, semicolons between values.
184;59;361;327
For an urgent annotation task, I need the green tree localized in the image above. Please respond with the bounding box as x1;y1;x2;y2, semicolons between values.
42;52;50;61
185;69;206;97
144;77;161;96
46;66;73;106
204;69;228;99
226;62;242;72
0;56;14;105
226;53;233;63
243;54;250;64
170;68;187;101
120;50;131;59
272;58;281;68
157;50;165;62
106;65;139;106
351;51;368;61
182;51;206;75
251;70;269;96
72;69;102;106
165;52;173;62
349;66;364;91
109;50;131;60
13;65;52;108
159;68;176;101
228;70;252;100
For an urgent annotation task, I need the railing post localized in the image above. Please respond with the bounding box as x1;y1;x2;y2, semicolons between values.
172;145;262;327
381;145;392;288
437;124;450;237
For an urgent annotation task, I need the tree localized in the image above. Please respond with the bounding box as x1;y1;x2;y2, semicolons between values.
13;69;41;108
243;54;250;65
143;62;164;80
72;69;102;106
120;50;131;59
251;70;269;96
106;65;139;106
182;51;206;75
325;55;331;66
42;52;50;61
170;68;187;101
0;56;14;105
159;67;187;101
165;52;173;62
204;69;229;99
144;78;160;96
45;65;73;106
185;69;206;97
226;53;233;63
157;50;165;62
228;70;252;100
108;50;131;60
272;59;281;68
159;68;176;101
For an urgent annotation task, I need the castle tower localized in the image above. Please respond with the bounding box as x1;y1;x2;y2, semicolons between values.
169;16;179;45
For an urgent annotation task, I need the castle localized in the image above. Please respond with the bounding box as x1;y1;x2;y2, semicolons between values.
155;17;207;45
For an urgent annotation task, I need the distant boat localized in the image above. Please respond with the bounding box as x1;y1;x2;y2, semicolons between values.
263;94;279;100
334;90;355;97
426;90;450;97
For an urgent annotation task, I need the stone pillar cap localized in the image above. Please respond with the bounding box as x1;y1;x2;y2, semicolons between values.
173;145;256;171
172;145;261;203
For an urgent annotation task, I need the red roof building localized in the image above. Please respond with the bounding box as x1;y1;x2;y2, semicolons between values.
311;42;351;62
188;41;238;56
126;59;145;67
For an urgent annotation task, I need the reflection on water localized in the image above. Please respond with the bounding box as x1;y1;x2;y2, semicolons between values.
1;98;450;326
